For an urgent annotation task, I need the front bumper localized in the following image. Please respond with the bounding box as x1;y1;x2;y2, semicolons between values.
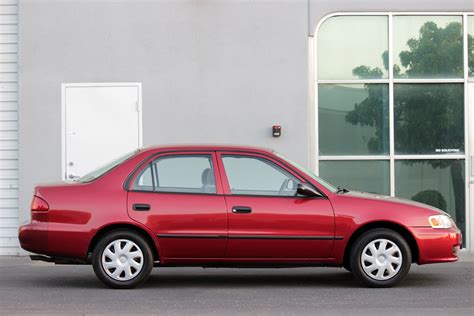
411;226;462;264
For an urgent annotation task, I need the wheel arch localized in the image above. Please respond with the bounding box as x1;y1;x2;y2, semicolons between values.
87;222;160;262
343;221;420;268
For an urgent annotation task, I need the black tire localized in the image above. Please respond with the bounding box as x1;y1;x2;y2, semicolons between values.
350;228;411;288
92;230;154;289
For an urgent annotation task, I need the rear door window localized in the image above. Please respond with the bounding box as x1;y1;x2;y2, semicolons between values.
133;155;216;194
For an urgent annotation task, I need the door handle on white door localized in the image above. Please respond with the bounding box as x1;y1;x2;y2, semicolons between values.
68;174;80;180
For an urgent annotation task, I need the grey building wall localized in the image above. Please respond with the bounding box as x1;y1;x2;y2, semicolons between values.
18;0;474;226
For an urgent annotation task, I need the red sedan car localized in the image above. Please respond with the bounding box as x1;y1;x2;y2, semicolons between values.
19;145;461;288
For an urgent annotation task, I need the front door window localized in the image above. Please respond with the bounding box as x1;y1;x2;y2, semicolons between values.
222;155;300;196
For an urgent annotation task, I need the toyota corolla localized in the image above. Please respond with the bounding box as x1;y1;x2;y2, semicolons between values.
19;145;461;288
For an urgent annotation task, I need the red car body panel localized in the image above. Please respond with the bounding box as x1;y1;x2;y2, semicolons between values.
127;151;228;259
327;192;461;264
222;195;335;259
19;145;462;267
216;152;335;259
128;191;228;259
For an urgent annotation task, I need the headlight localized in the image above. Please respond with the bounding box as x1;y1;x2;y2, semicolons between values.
428;215;453;229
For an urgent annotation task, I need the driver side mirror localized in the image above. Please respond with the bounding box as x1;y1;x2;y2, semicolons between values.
297;183;323;198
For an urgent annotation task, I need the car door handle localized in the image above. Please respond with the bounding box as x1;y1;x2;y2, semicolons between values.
133;203;151;211
232;206;252;214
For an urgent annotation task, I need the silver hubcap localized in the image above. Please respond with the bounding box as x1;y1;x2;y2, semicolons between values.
101;239;144;281
361;238;402;281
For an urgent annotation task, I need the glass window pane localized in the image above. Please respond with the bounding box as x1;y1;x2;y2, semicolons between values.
154;155;216;194
394;84;464;155
319;160;390;195
319;84;389;156
222;156;300;196
318;16;388;80
133;165;154;191
469;16;474;78
394;16;463;78
395;159;465;238
79;150;138;183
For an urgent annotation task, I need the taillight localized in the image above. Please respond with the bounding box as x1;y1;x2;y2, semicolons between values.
31;196;49;212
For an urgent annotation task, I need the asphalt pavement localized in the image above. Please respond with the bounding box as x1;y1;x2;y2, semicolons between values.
0;254;473;315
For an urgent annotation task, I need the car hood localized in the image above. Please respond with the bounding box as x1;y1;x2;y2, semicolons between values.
342;190;447;215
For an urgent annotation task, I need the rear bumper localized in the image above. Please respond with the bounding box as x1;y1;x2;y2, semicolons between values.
18;222;48;255
411;226;462;264
19;221;91;260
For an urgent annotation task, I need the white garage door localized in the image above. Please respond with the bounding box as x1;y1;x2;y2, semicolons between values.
0;0;18;255
62;83;142;180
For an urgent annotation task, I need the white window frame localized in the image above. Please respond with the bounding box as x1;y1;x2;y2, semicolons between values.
311;12;473;250
60;82;143;181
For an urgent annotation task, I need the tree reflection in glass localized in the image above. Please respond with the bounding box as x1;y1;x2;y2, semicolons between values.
344;19;466;235
394;17;463;78
319;84;389;156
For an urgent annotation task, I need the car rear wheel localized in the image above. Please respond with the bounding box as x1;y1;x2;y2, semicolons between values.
350;228;411;287
92;230;154;289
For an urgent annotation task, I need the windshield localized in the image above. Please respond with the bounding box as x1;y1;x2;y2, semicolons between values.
78;150;139;183
275;152;338;193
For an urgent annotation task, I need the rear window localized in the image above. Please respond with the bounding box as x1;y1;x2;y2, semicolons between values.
78;150;139;183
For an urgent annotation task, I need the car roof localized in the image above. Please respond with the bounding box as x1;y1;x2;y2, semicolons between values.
139;144;274;154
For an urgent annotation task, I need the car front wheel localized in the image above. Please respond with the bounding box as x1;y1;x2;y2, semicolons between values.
92;230;154;289
350;228;412;287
